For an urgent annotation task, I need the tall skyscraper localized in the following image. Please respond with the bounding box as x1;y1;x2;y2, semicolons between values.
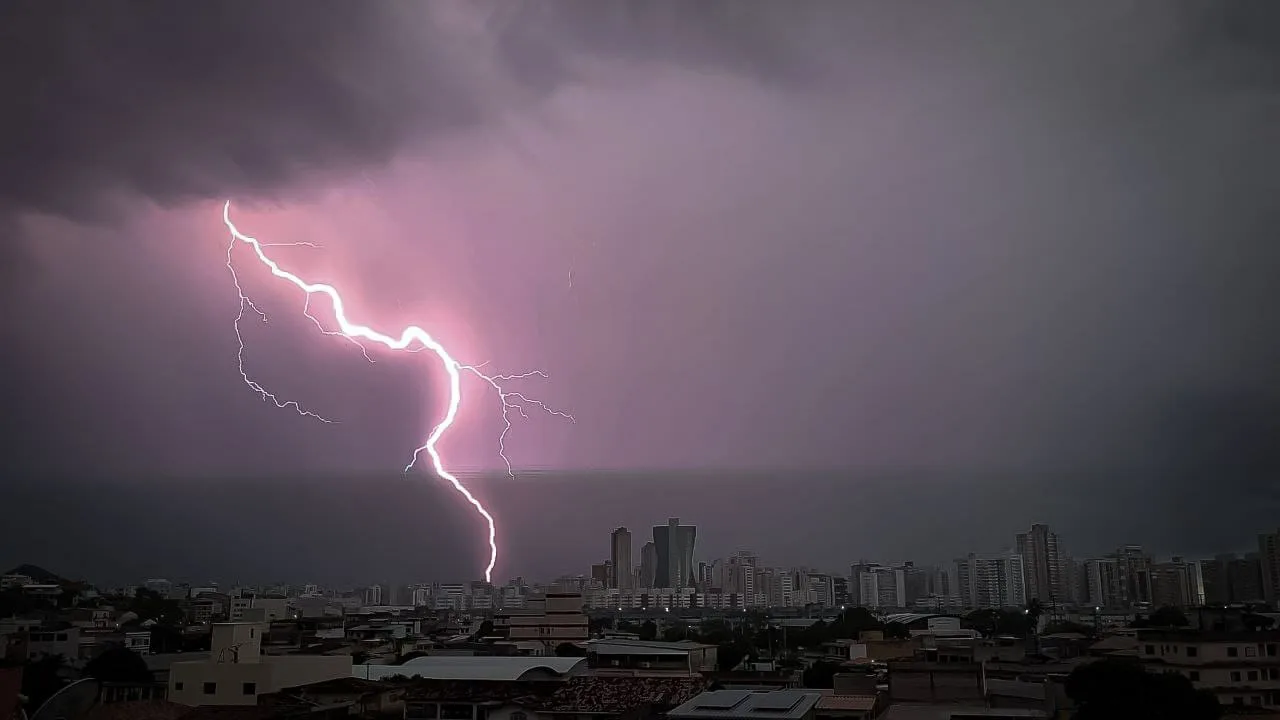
610;527;634;590
956;552;1026;609
653;517;697;589
640;542;657;588
1259;529;1280;604
1016;524;1062;604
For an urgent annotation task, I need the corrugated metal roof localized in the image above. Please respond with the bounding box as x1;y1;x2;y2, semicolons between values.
352;656;587;682
668;690;822;720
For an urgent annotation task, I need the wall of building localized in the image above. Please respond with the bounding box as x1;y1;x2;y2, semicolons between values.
170;660;269;706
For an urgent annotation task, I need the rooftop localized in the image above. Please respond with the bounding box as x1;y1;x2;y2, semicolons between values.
668;689;822;720
1135;629;1280;642
880;705;1047;720
353;655;587;682
540;676;710;714
82;700;189;720
881;613;950;626
589;638;713;656
816;694;876;712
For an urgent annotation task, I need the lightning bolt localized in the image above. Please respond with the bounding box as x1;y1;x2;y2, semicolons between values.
220;201;573;581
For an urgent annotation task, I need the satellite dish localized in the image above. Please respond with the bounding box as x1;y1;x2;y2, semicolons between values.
30;678;100;720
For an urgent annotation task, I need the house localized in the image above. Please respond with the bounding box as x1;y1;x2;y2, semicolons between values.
266;677;406;717
886;661;985;704
168;623;350;707
586;638;718;675
1136;628;1280;709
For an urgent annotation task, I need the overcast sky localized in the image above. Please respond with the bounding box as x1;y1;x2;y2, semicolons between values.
2;1;1278;585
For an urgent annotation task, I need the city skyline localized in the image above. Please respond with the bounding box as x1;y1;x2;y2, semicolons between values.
11;507;1278;599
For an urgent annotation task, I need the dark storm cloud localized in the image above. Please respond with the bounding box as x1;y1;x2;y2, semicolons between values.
1;0;1274;220
0;0;484;220
0;0;828;223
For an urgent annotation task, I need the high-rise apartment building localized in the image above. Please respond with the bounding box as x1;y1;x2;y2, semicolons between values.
1015;524;1062;604
1259;529;1280;605
849;562;876;608
1113;545;1153;606
640;542;657;588
610;527;633;590
1083;558;1121;608
1151;557;1197;608
653;517;697;589
955;552;1026;609
1202;553;1265;604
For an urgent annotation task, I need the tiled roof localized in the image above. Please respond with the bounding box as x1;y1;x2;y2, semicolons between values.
816;694;876;711
535;676;709;713
83;700;190;720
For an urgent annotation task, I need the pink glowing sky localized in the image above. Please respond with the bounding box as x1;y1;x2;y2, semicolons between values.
3;1;1280;580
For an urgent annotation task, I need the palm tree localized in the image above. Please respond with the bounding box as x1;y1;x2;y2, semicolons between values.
1025;599;1044;637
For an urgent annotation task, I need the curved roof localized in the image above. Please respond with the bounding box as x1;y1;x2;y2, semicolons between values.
881;612;948;626
353;656;587;682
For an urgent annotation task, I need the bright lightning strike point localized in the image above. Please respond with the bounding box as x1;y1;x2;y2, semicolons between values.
221;201;573;582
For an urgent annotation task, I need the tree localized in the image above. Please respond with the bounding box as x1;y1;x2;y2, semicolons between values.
1043;620;1096;636
638;620;658;641
84;647;153;683
717;641;751;671
830;608;881;637
475;620;494;638
1025;599;1044;635
1066;659;1221;720
883;622;910;640
1243;613;1275;632
554;642;586;657
351;651;370;665
965;609;1032;638
1134;606;1190;629
21;654;69;713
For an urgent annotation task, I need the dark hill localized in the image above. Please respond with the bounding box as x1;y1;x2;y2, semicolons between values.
3;564;65;583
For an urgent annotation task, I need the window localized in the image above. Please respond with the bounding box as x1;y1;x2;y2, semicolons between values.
511;713;527;720
1246;645;1257;657
1252;697;1263;706
249;628;255;639
242;682;256;695
174;682;184;691
1231;672;1242;682
56;633;67;641
1186;646;1198;657
1189;671;1200;682
203;682;216;695
1249;671;1259;682
1145;645;1155;654
1229;647;1240;657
